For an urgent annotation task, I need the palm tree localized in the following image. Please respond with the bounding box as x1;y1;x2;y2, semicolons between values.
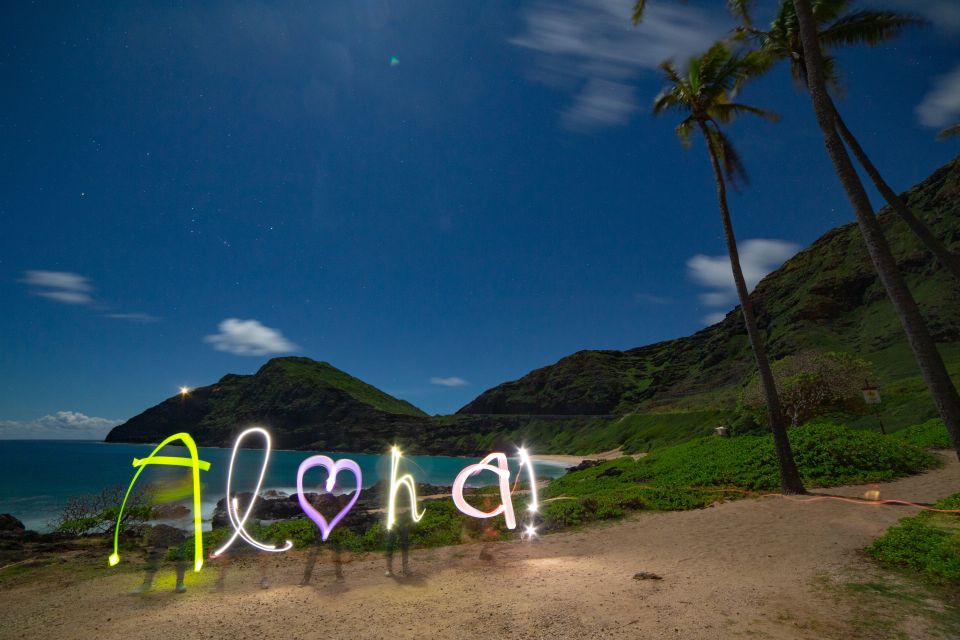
633;0;960;461
653;43;805;493
740;0;960;284
788;0;960;460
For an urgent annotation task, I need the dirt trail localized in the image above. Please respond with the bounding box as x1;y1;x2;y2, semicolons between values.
1;453;957;640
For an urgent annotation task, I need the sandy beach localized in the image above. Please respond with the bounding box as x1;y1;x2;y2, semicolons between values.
531;448;644;466
1;453;956;639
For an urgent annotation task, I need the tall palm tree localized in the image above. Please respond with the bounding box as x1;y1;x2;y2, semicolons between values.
653;43;805;493
633;0;960;461
740;0;960;284
788;0;960;460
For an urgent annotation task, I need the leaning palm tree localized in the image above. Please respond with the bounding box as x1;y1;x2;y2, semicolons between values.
740;0;960;284
787;0;960;460
654;43;805;493
634;0;960;462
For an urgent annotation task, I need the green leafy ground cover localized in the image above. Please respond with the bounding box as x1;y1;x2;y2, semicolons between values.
867;493;960;585
888;419;953;450
539;423;938;529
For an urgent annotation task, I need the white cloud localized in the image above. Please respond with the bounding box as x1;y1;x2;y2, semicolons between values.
204;318;299;356
512;0;726;130
430;376;469;387
702;311;728;326
35;290;93;305
23;270;93;291
916;64;960;128
0;411;121;440
104;312;160;322
688;238;800;324
23;270;94;305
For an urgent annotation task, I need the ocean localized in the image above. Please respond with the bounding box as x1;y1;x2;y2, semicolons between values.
0;440;570;532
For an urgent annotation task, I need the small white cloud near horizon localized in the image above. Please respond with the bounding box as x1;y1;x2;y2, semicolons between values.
0;411;121;440
688;239;800;325
205;318;299;356
430;376;469;387
916;64;960;128
511;0;727;130
23;270;94;305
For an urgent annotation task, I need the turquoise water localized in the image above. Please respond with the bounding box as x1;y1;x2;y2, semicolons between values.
0;440;569;531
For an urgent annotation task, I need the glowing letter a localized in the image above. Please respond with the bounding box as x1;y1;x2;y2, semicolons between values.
452;453;517;530
386;446;425;529
108;433;211;572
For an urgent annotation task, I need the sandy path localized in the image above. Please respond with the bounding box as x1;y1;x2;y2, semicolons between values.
1;453;956;640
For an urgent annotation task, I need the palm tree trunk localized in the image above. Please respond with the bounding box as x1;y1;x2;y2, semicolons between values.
792;0;960;461
829;97;960;284
698;120;806;494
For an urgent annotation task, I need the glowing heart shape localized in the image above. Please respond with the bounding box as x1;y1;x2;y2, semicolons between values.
296;455;363;541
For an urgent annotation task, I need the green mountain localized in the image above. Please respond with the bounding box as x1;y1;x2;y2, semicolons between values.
457;156;960;451
104;357;432;451
107;157;960;456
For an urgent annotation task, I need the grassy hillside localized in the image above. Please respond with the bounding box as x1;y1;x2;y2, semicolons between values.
268;357;425;417
105;357;432;451
459;156;960;447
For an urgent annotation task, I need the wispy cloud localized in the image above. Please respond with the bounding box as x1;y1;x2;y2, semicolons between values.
702;311;727;326
104;312;161;323
634;293;672;305
430;376;469;387
916;64;960;128
511;0;726;130
688;238;800;325
0;411;121;440
23;270;94;305
205;318;299;356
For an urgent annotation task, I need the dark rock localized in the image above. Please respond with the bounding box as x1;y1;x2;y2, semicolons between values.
633;572;663;580
565;459;603;473
0;514;25;532
150;503;190;520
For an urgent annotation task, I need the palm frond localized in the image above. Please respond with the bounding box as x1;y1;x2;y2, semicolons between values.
632;0;649;25
712;102;780;124
820;10;924;48
728;0;755;27
708;124;749;188
676;116;696;148
938;124;960;140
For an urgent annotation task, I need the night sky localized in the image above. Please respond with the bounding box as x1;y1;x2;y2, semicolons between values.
2;0;958;437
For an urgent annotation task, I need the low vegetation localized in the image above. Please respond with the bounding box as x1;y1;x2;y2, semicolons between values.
539;423;937;530
866;493;960;585
888;419;953;450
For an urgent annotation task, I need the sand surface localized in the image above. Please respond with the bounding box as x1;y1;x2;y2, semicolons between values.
532;448;645;465
1;453;957;640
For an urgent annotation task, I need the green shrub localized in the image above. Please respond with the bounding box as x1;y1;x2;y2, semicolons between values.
889;419;953;450
540;423;937;529
866;493;960;585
